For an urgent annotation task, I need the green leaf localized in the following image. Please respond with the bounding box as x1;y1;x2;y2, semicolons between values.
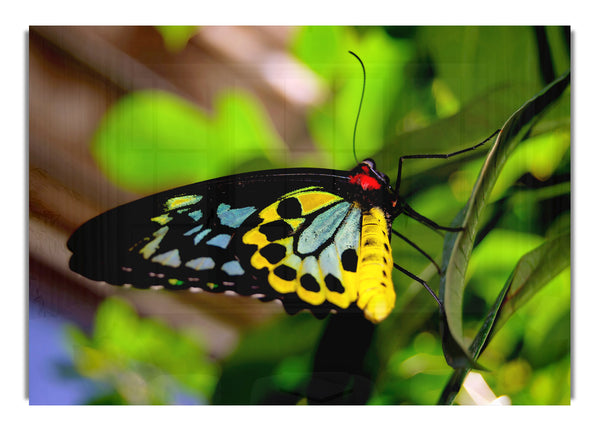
493;232;570;332
440;71;570;352
438;232;570;404
92;89;286;194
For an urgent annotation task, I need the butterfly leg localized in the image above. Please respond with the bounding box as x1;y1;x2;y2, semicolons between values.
393;263;443;310
393;129;500;194
391;228;441;275
401;202;462;233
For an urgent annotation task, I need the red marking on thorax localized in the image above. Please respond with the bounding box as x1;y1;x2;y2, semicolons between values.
349;172;382;191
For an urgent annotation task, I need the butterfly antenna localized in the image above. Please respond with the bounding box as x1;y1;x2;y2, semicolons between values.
349;51;365;164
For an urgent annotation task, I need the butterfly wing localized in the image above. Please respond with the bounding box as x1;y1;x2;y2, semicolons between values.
240;186;364;317
68;168;368;318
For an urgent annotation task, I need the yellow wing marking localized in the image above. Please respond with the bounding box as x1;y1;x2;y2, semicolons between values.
292;188;343;213
165;194;202;210
242;188;358;309
138;226;169;259
151;214;173;225
355;207;395;323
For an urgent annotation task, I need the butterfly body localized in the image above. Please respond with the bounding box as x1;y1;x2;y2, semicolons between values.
68;161;403;323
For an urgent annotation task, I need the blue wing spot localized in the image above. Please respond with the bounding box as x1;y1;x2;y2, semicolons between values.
298;202;351;254
217;204;256;228
193;228;211;245
184;224;204;236
185;257;216;271
334;207;361;250
188;209;203;222
222;260;244;276
206;233;232;249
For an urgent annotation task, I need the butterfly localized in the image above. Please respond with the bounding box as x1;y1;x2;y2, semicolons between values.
67;129;495;325
68;160;396;323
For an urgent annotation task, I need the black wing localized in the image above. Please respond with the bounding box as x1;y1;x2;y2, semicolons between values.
67;168;354;317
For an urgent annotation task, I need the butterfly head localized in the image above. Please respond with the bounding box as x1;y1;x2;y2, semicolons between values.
349;159;399;211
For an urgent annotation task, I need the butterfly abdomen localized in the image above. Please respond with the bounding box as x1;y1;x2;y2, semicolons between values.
355;207;395;324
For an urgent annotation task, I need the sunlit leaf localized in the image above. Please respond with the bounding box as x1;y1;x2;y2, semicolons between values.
490;129;570;202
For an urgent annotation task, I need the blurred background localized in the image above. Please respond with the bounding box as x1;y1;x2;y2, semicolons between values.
29;26;570;404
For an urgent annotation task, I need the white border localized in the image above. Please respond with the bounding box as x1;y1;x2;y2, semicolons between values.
5;2;597;429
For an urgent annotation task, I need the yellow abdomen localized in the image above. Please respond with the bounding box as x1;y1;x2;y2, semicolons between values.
356;207;396;323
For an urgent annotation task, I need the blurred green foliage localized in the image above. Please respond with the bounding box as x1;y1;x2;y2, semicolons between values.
66;26;570;405
293;26;413;168
92;89;286;194
155;26;197;52
212;313;323;404
65;298;219;404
